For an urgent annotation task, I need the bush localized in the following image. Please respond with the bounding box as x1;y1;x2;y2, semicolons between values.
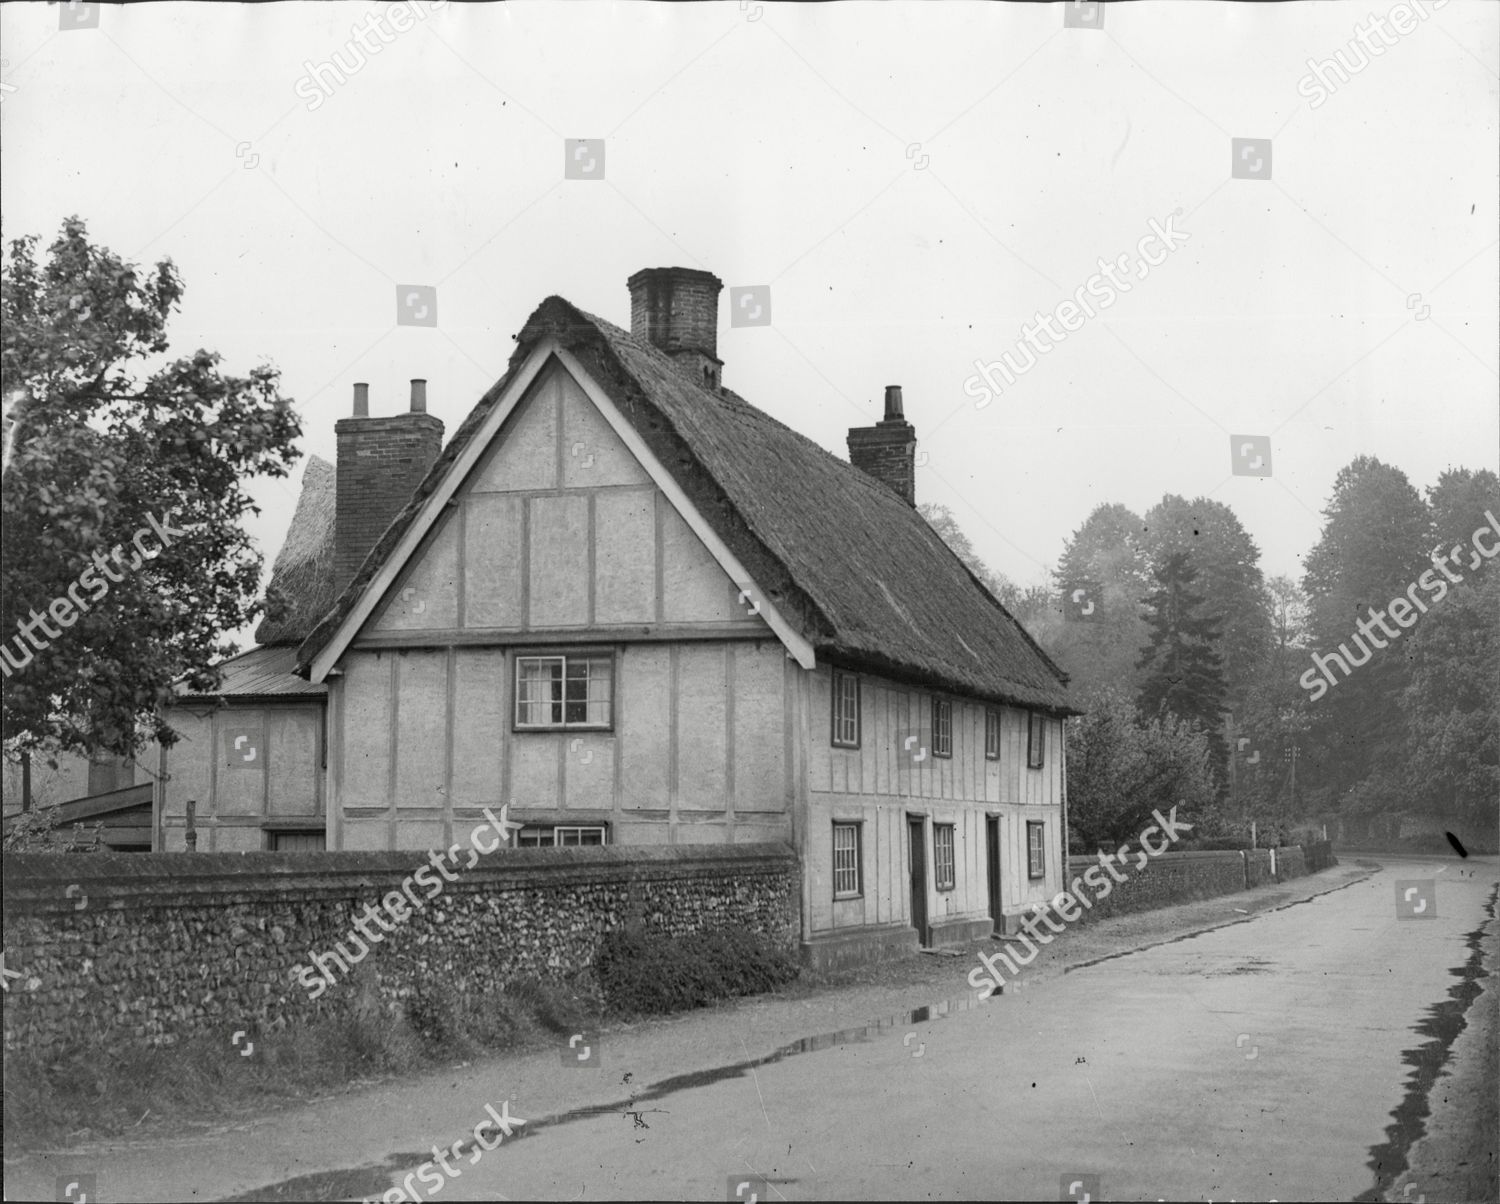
594;924;799;1016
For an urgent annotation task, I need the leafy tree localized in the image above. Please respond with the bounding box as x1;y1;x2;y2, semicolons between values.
1064;687;1218;851
1399;468;1500;836
1142;495;1272;714
1299;457;1430;804
1401;566;1499;832
1230;573;1313;828
1051;503;1152;703
1;217;301;765
1136;551;1229;787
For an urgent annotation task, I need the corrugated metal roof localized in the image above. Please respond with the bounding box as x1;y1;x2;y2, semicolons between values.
177;645;326;699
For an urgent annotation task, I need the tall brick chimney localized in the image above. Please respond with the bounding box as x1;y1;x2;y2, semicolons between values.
847;386;917;506
335;380;444;587
627;267;723;390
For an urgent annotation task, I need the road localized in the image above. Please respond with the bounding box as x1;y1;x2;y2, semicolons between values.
6;856;1495;1202
433;858;1497;1202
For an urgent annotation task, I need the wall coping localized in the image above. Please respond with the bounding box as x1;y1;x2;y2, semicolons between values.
1;843;797;912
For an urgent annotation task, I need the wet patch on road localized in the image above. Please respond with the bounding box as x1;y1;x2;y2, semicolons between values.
1354;884;1498;1203
221;992;993;1201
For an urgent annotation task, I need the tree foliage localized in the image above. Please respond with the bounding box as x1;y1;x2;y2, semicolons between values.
1142;494;1272;713
1064;687;1219;851
1051;503;1151;703
1299;456;1430;800
1;217;302;761
1136;551;1229;787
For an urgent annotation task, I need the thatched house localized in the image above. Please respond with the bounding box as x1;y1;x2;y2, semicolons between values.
155;266;1078;964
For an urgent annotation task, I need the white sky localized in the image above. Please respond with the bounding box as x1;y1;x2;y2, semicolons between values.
2;0;1496;645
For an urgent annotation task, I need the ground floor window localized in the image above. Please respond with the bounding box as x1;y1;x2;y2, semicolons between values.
1027;820;1045;879
516;824;608;847
934;823;955;891
268;829;326;852
833;821;862;898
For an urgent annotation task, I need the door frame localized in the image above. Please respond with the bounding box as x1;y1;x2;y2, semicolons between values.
985;813;1003;935
907;813;928;946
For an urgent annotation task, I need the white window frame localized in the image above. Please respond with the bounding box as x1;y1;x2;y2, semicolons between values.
934;823;956;891
514;653;614;731
833;822;862;898
1027;820;1046;880
1027;711;1045;769
932;697;952;758
832;670;861;749
515;824;609;848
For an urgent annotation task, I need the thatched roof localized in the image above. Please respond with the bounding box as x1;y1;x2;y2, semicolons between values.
254;455;338;647
295;297;1075;714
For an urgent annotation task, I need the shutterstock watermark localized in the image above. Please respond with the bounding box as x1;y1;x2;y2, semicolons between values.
967;806;1194;998
361;1097;525;1203
963;211;1189;409
0;511;192;678
294;0;449;112
1299;510;1499;702
292;805;523;999
1297;0;1451;109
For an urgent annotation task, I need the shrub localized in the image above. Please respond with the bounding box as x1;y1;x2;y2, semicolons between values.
594;924;799;1016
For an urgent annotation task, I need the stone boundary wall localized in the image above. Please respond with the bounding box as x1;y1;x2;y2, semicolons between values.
2;843;798;1055
1062;843;1333;924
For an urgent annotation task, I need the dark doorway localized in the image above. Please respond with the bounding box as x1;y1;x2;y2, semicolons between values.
986;815;1002;935
908;815;928;945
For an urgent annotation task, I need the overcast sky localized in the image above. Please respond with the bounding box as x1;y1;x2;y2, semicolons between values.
2;0;1496;645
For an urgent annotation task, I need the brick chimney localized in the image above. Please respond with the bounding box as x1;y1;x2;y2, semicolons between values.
847;385;917;506
627;267;723;390
335;380;444;587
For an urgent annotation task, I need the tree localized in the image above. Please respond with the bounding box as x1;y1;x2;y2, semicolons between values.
1051;503;1152;703
1;217;301;764
1300;456;1431;805
1136;551;1229;787
1141;495;1272;714
1230;574;1313;828
1399;468;1500;836
1064;687;1218;851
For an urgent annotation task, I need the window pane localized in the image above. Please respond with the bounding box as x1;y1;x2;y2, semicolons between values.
833;823;859;895
518;658;563;726
585;658;612;726
833;672;859;746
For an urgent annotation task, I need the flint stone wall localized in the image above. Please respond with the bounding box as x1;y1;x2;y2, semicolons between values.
2;843;798;1054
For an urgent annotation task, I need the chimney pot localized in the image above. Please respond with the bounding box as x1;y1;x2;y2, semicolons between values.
353;382;369;417
848;389;917;506
410;379;427;413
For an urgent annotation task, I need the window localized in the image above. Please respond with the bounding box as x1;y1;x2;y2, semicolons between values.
985;709;1000;760
515;825;609;848
1027;711;1046;769
934;824;955;891
1027;821;1045;879
515;654;613;729
932;698;952;758
832;670;861;748
833;822;862;898
269;830;325;852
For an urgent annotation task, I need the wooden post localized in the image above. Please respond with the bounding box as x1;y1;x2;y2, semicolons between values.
20;748;31;813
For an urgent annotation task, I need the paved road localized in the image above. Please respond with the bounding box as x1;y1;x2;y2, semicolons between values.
432;857;1496;1202
6;858;1494;1202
